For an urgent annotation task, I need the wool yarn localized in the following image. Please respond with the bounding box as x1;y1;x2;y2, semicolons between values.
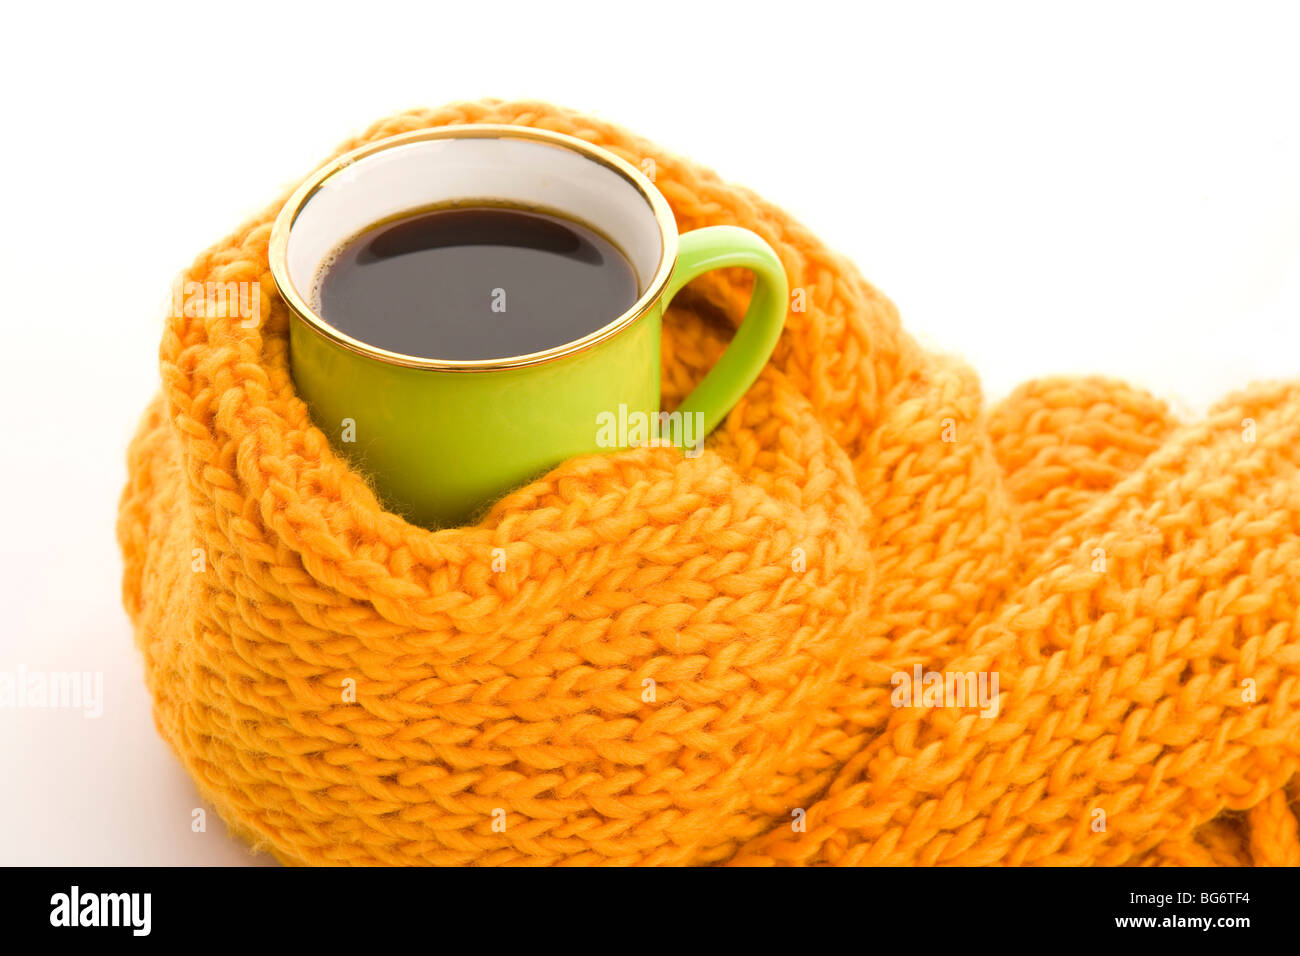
118;99;1300;866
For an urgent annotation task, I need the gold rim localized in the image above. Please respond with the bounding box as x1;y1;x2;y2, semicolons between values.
268;124;679;371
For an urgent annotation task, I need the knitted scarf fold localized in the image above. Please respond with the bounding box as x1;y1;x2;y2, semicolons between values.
118;99;1300;866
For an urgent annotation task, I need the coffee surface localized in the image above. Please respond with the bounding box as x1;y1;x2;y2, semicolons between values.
315;205;639;361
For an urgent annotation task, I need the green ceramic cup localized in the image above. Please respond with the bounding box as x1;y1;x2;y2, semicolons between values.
269;125;788;529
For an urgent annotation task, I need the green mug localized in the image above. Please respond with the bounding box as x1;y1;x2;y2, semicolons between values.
269;125;788;529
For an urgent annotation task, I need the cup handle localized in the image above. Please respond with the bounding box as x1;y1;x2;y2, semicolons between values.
666;226;789;435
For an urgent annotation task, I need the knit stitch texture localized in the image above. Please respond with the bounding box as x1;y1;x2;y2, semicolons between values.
118;100;1300;866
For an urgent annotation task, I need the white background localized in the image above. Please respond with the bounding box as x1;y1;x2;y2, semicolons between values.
1;0;1297;864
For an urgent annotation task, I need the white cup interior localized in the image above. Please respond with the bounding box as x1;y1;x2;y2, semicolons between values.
283;134;667;314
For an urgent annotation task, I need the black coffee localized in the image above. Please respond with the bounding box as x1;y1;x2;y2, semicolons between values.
314;205;639;361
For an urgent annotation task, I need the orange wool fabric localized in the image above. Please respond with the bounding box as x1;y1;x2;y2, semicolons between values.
118;100;1300;866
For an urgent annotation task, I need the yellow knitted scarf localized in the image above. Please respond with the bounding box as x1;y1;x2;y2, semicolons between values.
118;99;1300;866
